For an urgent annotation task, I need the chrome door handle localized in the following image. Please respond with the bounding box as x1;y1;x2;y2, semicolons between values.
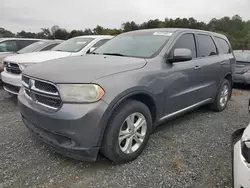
194;65;201;70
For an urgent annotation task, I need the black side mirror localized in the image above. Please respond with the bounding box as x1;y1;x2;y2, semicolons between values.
168;48;192;63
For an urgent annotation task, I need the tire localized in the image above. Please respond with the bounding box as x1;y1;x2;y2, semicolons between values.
210;79;231;112
101;100;152;164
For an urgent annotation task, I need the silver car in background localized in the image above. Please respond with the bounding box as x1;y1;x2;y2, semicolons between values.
1;35;113;94
233;50;250;84
0;38;41;72
0;40;62;74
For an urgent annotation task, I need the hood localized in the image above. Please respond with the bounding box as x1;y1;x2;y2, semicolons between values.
23;55;147;83
4;51;72;64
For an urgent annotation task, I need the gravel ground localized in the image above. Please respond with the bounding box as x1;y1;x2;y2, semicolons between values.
0;86;249;188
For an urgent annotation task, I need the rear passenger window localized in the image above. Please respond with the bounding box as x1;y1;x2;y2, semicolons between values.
197;35;218;57
214;37;231;54
172;34;197;58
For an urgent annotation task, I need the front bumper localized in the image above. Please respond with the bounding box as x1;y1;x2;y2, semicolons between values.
233;129;250;188
234;73;250;84
18;89;109;162
1;71;21;94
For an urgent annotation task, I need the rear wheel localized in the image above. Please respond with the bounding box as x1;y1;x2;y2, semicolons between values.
101;100;152;164
210;79;231;112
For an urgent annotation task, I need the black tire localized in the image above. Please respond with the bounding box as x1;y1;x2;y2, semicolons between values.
210;79;231;112
101;100;152;164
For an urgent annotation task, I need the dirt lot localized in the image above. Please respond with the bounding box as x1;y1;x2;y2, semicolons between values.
0;86;249;188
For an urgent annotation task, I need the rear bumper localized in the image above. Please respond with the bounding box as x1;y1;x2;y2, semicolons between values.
18;88;109;162
233;128;250;188
234;73;250;84
1;71;21;94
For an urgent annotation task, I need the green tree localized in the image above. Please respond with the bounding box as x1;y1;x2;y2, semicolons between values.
0;28;15;37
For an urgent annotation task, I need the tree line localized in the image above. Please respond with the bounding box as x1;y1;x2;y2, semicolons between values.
1;15;250;50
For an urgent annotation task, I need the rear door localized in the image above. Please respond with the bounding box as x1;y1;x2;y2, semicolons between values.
195;33;229;101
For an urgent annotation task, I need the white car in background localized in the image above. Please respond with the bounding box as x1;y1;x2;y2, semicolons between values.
232;102;250;188
1;35;113;94
0;40;62;75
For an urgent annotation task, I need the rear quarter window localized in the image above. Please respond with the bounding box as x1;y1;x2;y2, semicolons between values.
214;37;231;54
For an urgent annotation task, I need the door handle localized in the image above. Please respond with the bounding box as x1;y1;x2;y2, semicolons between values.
194;65;201;70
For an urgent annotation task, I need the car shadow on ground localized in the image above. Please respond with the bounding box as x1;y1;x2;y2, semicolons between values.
33;106;211;168
153;106;209;134
233;83;250;91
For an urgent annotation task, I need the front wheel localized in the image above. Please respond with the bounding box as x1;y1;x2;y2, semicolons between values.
101;100;152;164
210;79;231;112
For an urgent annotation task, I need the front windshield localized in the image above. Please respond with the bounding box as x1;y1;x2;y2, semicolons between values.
234;51;250;63
94;32;172;58
18;41;45;54
52;37;94;52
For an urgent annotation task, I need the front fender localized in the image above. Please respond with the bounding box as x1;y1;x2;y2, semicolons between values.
96;88;160;146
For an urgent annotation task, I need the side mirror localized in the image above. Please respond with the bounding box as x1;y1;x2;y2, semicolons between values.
168;48;192;63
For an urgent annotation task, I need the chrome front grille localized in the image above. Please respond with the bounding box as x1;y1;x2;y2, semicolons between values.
22;75;61;110
4;61;22;74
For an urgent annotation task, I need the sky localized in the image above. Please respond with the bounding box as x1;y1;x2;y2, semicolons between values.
1;0;250;33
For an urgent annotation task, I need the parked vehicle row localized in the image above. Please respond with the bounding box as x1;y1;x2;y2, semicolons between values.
16;28;234;164
1;29;249;187
0;38;41;73
0;40;62;74
1;35;112;94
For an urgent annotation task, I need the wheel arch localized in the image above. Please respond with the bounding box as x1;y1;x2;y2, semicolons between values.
224;73;233;85
224;73;233;99
97;89;158;146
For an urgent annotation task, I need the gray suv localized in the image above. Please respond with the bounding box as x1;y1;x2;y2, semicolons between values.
18;28;235;163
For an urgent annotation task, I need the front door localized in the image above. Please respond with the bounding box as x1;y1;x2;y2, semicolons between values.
162;33;205;116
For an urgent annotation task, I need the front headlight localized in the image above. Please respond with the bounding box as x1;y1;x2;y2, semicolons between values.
57;84;105;103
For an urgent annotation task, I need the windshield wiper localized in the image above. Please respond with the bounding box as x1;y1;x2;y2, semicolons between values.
102;53;125;57
91;52;99;55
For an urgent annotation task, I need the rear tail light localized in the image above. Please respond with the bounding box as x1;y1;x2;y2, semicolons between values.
247;69;250;73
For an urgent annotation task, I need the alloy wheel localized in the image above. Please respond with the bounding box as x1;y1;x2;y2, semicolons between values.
118;112;147;154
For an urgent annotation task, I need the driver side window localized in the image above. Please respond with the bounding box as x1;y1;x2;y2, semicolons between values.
172;34;197;58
